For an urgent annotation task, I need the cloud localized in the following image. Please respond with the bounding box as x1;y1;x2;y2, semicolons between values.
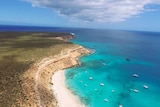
23;0;160;22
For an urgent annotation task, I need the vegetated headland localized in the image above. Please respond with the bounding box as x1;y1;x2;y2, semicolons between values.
0;32;90;107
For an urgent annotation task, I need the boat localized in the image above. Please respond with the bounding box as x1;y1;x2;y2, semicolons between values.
132;74;139;78
102;63;106;66
84;84;87;87
104;99;109;102
100;83;104;86
112;90;115;93
132;89;139;93
143;85;148;89
119;105;123;107
89;76;93;80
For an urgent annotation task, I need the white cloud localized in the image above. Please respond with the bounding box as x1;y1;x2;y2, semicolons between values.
23;0;160;22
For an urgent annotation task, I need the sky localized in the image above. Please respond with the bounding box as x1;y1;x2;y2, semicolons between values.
0;0;160;32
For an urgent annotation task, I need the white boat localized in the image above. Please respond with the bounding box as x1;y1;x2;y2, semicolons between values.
100;83;104;86
102;63;106;66
119;105;123;107
143;85;148;89
112;90;115;93
132;89;139;93
132;74;139;78
89;76;93;80
104;99;109;102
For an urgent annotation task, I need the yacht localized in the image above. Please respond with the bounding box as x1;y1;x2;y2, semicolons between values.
104;99;109;102
143;85;148;89
89;76;93;80
119;105;123;107
132;74;139;78
132;89;139;93
100;83;104;86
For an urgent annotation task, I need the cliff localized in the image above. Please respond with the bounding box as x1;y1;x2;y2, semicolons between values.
19;46;90;107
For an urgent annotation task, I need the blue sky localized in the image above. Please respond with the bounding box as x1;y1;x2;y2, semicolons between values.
0;0;160;32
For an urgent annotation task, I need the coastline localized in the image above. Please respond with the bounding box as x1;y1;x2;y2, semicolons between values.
52;70;85;107
22;45;90;107
0;32;90;107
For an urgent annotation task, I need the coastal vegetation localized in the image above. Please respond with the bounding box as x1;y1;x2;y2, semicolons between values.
0;32;78;106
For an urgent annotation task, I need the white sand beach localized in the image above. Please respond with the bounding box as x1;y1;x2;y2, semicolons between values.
52;70;85;107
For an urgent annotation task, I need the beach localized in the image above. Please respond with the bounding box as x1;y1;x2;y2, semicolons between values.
1;27;160;107
0;32;90;107
52;70;85;107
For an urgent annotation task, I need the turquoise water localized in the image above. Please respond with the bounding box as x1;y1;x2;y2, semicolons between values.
1;26;160;107
65;30;160;107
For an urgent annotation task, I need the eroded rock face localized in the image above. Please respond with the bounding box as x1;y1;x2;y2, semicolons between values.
20;46;90;107
55;34;75;41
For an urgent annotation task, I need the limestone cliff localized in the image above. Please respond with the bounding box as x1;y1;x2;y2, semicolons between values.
20;46;90;107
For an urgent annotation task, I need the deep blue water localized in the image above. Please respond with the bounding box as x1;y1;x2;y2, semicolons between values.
1;25;160;107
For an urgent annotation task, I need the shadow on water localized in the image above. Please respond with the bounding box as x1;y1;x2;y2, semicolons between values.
111;80;135;106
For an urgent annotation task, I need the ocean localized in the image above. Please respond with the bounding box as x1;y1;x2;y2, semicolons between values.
1;25;160;107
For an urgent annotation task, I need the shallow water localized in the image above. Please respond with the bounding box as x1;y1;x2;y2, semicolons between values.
1;26;160;107
65;29;160;107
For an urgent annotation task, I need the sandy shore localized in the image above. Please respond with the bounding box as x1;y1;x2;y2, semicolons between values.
52;70;85;107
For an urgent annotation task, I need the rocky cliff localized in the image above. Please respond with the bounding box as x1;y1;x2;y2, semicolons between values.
19;46;90;107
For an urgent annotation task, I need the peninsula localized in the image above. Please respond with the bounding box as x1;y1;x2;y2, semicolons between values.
0;32;90;107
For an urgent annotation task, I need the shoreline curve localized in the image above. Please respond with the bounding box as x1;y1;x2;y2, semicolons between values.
52;70;85;107
22;45;90;107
